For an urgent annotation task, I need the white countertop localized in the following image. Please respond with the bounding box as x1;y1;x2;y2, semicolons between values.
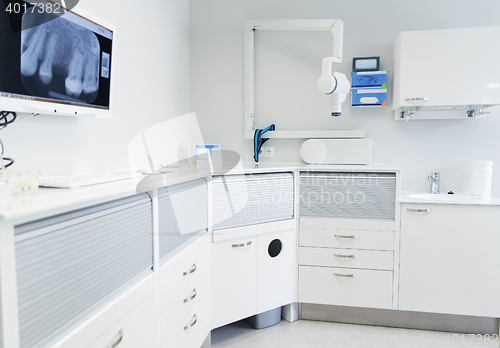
5;162;497;224
400;192;500;206
0;167;211;225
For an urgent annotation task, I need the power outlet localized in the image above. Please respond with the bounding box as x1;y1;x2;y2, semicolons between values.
259;146;274;157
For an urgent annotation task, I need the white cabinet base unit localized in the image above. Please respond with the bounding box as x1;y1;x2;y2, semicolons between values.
159;235;211;347
14;194;154;348
400;204;500;318
212;228;295;329
211;172;296;329
298;220;395;310
298;171;399;310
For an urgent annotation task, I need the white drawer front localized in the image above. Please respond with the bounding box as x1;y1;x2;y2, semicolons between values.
160;244;210;313
299;266;393;309
299;228;394;251
162;291;211;348
160;234;209;282
299;247;393;271
89;291;156;348
53;275;156;348
161;268;210;344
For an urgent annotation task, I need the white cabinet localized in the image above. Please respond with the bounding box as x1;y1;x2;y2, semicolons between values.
297;170;398;310
393;27;500;119
256;229;295;314
298;218;395;309
399;203;500;317
211;229;295;329
160;234;211;348
13;194;154;348
212;235;257;329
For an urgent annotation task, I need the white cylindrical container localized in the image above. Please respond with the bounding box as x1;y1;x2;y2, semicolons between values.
470;161;493;196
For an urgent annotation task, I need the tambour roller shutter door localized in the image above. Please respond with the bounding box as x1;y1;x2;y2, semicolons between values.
299;172;396;220
158;178;208;263
14;194;153;348
212;173;294;230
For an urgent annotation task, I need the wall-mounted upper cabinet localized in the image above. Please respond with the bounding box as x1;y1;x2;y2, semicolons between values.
392;26;500;120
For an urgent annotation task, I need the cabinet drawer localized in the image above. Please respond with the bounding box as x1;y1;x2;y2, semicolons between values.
299;247;393;271
53;275;156;348
161;268;210;344
299;266;393;309
160;234;209;281
89;291;156;348
299;228;394;250
162;291;211;348
160;243;210;314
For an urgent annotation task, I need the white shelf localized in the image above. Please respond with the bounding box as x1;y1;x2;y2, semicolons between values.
244;129;365;139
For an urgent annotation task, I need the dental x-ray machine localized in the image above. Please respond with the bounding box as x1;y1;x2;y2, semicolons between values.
244;19;351;138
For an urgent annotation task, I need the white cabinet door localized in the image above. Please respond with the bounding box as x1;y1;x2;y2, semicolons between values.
256;229;295;313
399;204;500;317
393;27;500;111
211;236;256;329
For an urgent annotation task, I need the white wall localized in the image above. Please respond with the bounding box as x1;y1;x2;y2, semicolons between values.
1;0;191;175
190;0;500;196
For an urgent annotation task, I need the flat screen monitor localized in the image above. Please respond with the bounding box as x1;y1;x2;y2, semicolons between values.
0;2;114;118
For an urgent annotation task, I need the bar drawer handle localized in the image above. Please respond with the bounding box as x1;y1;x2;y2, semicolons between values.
183;263;196;276
184;314;197;330
334;253;356;259
407;208;431;213
334;234;357;239
232;241;252;248
183;289;197;303
105;329;123;348
405;97;428;102
334;273;356;278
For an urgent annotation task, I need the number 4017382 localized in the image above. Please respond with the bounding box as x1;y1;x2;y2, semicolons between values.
5;2;62;14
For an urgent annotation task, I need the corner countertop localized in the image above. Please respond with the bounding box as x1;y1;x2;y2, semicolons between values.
0;163;402;224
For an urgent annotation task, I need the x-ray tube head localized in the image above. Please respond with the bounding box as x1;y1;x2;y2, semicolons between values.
317;57;351;116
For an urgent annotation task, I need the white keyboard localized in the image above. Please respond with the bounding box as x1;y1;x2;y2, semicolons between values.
39;170;143;188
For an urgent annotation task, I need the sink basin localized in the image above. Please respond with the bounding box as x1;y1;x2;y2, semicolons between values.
408;193;482;203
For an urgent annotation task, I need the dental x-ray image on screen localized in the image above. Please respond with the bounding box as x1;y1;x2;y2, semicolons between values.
0;1;113;113
21;11;100;104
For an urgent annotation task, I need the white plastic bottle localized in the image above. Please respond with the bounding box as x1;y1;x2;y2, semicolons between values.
470;161;493;196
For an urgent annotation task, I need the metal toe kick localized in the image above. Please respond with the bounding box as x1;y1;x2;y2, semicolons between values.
300;303;498;335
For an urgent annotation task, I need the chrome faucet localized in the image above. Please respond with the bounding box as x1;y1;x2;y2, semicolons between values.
427;172;440;194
